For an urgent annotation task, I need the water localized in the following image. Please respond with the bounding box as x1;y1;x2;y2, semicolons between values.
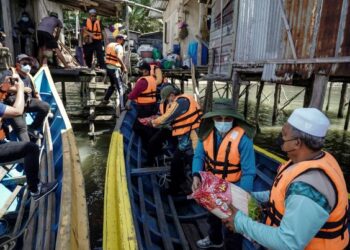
62;81;349;248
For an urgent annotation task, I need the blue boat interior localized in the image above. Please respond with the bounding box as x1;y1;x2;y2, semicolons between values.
119;102;285;249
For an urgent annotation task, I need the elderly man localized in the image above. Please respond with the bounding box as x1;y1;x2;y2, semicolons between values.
224;108;349;250
82;9;107;68
192;99;256;249
151;85;201;194
101;34;127;106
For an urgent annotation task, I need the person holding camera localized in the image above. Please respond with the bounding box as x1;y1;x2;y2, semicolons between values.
0;73;57;201
1;54;50;141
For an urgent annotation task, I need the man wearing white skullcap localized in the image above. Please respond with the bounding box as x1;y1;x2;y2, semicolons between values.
222;108;349;250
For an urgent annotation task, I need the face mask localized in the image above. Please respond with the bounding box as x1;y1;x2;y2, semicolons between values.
214;121;232;134
21;16;29;22
21;64;31;74
276;133;297;153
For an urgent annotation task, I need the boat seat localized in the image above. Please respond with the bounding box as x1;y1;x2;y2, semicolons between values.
0;185;22;218
256;167;274;187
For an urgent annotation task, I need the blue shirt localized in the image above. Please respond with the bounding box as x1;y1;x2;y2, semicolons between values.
0;103;6;117
235;183;331;249
192;130;256;192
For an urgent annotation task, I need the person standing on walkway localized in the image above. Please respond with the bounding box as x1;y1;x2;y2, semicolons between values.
101;34;127;107
82;9;107;69
223;108;349;250
37;12;70;68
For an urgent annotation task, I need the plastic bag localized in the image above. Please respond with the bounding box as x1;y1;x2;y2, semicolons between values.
138;115;158;126
191;172;260;220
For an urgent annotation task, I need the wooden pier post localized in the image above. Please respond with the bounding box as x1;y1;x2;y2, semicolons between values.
338;82;348;118
61;82;66;106
203;80;213;113
309;74;329;110
255;81;265;129
303;85;312;107
326;82;333;112
272;83;281;125
232;71;241;111
345;96;350;131
243;82;250;119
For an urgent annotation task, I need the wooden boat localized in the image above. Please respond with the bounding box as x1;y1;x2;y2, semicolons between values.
104;101;350;250
0;66;89;249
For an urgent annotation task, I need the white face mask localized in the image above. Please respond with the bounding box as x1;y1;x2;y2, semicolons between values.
214;121;232;134
21;16;29;22
21;64;31;74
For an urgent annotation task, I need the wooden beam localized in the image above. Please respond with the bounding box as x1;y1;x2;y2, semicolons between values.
1;0;14;57
309;74;329;110
345;96;350;131
243;83;250;119
255;82;265;130
0;185;22;218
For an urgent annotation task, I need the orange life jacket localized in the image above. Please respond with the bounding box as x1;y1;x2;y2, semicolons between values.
266;152;349;250
105;42;122;67
171;94;202;136
86;18;102;40
203;126;245;183
136;76;157;105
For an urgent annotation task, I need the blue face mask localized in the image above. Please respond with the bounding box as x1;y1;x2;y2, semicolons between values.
214;121;232;134
21;64;31;74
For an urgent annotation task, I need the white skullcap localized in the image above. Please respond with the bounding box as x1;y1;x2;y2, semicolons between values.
288;108;330;137
89;9;97;14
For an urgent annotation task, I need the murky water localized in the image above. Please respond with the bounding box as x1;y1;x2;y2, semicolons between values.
61;81;350;248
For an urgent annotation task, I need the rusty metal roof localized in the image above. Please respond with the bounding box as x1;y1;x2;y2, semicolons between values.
209;0;350;81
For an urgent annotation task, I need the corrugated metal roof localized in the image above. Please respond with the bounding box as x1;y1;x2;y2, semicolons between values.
209;0;350;81
149;0;168;18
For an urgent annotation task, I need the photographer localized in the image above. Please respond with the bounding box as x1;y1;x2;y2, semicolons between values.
0;74;57;201
2;54;50;141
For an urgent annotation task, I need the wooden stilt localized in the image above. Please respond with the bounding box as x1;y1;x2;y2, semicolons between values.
309;74;329;109
203;80;213;113
338;82;347;118
345;97;350;131
232;71;241;110
180;77;185;94
325;82;333;112
272;83;281;125
303;85;312;107
243;83;250;119
255;82;265;129
61;82;66;106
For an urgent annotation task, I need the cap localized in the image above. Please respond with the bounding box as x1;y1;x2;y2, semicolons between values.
16;54;32;63
137;62;151;72
89;9;97;14
287;108;330;137
49;12;59;18
160;85;176;103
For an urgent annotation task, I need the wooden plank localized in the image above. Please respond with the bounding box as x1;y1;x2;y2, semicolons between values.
181;223;202;250
12;188;29;235
131;166;170;176
0;185;22;218
151;175;174;250
167;196;190;250
23;200;39;250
